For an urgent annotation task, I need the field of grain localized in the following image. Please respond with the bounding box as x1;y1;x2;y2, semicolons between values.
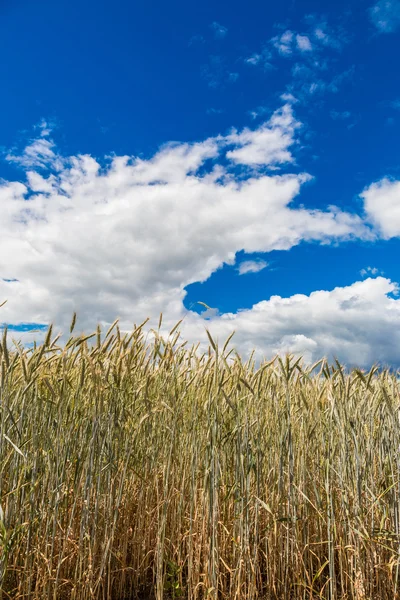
0;316;400;599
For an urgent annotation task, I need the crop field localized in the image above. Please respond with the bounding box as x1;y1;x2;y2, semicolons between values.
0;317;400;599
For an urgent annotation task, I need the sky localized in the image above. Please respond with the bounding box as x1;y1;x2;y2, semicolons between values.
1;0;400;367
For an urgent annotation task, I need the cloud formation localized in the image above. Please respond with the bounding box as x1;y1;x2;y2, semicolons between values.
1;105;399;367
271;30;313;55
226;104;300;166
184;277;400;367
361;178;400;238
6;120;61;170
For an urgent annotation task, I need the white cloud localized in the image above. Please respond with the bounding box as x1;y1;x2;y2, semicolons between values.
237;259;269;275
244;48;273;71
361;178;400;238
360;266;381;277
369;0;400;32
296;34;312;52
5;120;64;170
314;27;328;42
245;17;351;103
309;20;347;50
272;30;294;55
7;136;59;170
270;23;339;57
226;104;300;166
0;106;391;368
245;54;262;66
181;277;400;367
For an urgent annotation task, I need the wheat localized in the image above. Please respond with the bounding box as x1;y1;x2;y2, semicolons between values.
0;319;399;598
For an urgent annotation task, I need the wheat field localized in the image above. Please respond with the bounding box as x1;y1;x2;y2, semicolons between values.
0;315;400;599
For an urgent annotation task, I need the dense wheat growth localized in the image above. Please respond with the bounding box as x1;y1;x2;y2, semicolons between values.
0;316;400;599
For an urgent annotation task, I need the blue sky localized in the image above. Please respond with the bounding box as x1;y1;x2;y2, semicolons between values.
1;0;400;366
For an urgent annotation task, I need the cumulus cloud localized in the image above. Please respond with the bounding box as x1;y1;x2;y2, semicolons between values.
369;0;400;32
181;277;400;367
226;103;300;166
0;105;395;367
237;259;269;275
361;178;400;238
